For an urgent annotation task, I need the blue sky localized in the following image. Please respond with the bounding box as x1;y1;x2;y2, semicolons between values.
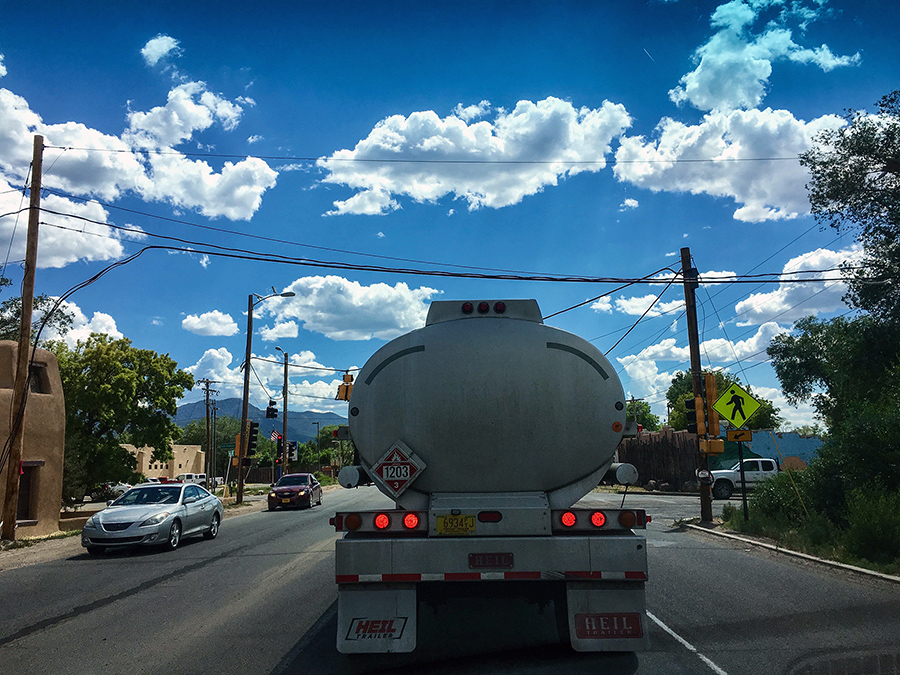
0;0;895;427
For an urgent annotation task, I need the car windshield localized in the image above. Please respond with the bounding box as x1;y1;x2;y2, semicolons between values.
275;475;310;487
113;486;182;506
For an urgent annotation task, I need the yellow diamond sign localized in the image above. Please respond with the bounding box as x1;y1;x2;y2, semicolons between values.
713;382;761;428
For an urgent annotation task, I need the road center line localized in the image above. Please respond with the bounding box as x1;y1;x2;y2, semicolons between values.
647;611;729;675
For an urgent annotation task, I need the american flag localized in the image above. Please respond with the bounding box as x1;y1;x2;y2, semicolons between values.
271;430;280;441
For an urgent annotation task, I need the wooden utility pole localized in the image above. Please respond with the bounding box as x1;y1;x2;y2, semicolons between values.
2;135;43;541
680;247;713;523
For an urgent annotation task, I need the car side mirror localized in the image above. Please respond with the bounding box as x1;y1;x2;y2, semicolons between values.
183;496;196;505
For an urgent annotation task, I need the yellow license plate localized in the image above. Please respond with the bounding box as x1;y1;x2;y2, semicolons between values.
281;498;291;503
436;514;476;536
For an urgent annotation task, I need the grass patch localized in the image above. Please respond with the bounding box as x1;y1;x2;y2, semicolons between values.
1;529;80;552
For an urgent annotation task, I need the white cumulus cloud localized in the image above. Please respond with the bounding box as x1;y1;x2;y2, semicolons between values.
733;246;861;325
182;310;239;336
141;35;182;67
260;321;299;342
670;0;860;112
614;107;845;222
261;275;440;341
318;97;631;215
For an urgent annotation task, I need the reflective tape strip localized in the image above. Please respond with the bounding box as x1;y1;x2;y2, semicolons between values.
336;571;647;583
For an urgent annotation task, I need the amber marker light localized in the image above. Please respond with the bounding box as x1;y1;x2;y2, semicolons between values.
345;513;362;531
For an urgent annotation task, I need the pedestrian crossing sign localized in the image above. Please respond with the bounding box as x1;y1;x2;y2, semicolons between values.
713;382;761;428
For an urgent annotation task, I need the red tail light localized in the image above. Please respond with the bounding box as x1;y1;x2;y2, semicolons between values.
477;302;490;314
590;511;607;527
374;513;391;530
403;512;420;529
345;513;362;530
561;511;577;527
477;511;503;523
461;302;474;314
493;302;506;314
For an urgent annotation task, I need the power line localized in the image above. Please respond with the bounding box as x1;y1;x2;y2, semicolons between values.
43;143;803;165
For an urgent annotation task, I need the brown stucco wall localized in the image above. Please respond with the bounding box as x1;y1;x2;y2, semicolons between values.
0;341;66;538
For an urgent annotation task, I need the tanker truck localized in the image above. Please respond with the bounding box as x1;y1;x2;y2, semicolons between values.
331;299;649;654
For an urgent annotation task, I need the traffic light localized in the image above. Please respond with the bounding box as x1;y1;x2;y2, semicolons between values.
276;434;283;453
288;441;298;461
265;399;278;418
247;420;259;456
275;456;282;466
685;395;706;435
700;439;725;454
703;372;720;436
336;372;354;401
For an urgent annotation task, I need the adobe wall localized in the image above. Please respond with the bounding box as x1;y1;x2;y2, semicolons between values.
0;341;66;538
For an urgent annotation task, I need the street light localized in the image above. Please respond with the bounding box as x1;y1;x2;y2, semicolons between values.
238;289;295;504
275;346;289;478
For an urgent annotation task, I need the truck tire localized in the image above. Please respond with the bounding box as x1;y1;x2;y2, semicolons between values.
712;480;733;500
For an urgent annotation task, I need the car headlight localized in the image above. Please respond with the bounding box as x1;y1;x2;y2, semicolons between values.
269;492;277;499
141;512;170;526
299;490;307;496
84;514;100;528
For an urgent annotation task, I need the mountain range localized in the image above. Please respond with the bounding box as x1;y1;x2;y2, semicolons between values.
175;398;347;443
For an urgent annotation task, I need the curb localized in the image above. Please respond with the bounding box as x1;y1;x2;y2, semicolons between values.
685;523;900;584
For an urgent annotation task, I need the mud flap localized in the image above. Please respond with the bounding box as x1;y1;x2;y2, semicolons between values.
566;582;649;652
337;583;417;654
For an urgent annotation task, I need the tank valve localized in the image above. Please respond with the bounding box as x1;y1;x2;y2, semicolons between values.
338;465;372;489
604;463;639;486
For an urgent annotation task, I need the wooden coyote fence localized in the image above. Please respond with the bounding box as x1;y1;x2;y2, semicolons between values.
618;427;699;491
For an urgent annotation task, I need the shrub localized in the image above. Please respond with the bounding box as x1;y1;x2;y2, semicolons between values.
843;488;900;565
749;471;808;523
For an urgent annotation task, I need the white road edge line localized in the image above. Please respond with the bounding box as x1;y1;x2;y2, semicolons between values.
647;611;729;675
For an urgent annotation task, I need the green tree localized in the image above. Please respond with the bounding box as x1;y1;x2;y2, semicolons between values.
51;334;194;503
180;415;243;479
625;399;661;432
665;370;783;431
0;278;75;343
799;89;900;323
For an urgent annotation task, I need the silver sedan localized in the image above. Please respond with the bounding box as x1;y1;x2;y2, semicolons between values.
81;483;224;555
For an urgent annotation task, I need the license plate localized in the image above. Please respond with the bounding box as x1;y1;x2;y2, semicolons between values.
436;514;476;536
281;498;291;504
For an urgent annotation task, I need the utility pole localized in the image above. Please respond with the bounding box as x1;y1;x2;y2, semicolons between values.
197;379;219;487
275;347;289;471
2;135;43;541
681;247;713;523
238;293;253;505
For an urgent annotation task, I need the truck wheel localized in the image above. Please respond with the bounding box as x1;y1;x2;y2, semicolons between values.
712;480;733;500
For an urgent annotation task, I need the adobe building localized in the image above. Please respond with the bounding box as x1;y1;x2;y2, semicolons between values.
0;341;66;538
123;444;205;479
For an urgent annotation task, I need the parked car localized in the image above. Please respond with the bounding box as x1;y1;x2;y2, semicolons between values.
174;472;208;486
267;473;322;511
89;482;132;501
81;483;224;555
711;458;780;499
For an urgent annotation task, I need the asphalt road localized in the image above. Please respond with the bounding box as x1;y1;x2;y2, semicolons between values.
1;487;898;675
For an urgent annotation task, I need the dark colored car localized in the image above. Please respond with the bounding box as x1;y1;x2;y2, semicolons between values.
267;473;322;511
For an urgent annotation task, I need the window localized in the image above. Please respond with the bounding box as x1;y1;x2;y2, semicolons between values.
743;460;760;472
29;363;51;394
761;460;776;471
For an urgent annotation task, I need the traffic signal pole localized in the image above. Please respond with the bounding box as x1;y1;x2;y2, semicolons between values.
681;247;714;523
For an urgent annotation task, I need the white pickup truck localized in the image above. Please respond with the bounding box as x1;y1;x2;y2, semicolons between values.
711;458;779;499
